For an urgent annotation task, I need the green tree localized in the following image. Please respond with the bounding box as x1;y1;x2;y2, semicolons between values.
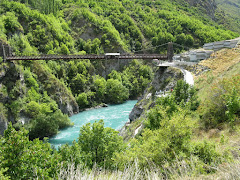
106;79;129;104
60;44;70;54
70;73;87;95
115;109;195;169
200;75;240;128
173;80;199;110
78;120;125;168
93;75;107;102
108;70;122;82
76;92;89;109
0;124;59;179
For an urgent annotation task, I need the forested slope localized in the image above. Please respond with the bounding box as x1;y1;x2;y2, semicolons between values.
0;0;239;138
215;0;240;33
0;0;240;179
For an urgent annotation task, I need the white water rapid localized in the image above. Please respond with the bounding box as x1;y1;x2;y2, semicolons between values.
181;69;194;86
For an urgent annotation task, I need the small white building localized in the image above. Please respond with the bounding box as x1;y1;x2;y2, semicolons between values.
105;53;120;59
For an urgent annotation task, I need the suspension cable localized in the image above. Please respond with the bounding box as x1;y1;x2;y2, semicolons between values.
125;42;169;54
172;42;190;50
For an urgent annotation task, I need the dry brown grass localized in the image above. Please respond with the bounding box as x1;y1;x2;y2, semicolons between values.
58;158;240;180
195;48;240;102
199;48;240;75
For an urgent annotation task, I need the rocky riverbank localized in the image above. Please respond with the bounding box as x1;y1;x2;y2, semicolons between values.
119;66;184;139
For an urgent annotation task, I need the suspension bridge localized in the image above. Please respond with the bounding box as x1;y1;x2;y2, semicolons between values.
0;42;178;62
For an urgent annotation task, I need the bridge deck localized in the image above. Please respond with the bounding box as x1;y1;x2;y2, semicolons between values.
5;54;168;61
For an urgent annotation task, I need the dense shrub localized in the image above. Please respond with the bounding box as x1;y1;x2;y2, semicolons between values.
106;79;129;104
0;124;59;179
199;75;240;128
78;120;125;168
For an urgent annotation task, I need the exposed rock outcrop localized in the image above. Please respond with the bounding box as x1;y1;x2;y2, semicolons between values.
129;66;183;122
0;116;7;136
32;61;79;116
58;95;79;116
94;59;132;79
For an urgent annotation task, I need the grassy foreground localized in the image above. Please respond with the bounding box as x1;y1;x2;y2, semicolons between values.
58;158;240;180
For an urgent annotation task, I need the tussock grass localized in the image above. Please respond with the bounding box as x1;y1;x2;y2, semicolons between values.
195;48;240;102
213;159;240;179
58;159;240;180
57;159;214;180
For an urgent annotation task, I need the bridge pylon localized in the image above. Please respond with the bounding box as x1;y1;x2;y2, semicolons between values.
167;42;174;62
0;43;5;62
0;42;12;62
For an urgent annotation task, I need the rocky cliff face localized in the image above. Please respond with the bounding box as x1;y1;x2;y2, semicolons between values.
120;66;183;138
0;116;7;136
0;62;22;135
0;61;79;135
0;102;7;136
31;61;79;116
94;59;132;78
129;66;183;122
57;92;79;116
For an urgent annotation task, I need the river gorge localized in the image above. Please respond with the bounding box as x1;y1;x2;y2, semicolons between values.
49;100;137;148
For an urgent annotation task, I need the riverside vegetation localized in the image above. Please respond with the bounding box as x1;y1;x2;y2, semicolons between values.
0;0;240;179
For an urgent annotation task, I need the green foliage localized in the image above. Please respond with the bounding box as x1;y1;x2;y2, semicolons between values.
1;1;74;54
193;140;223;165
173;80;200;110
0;124;59;179
76;92;89;109
58;141;83;168
28;108;71;140
9;0;63;15
115;108;195;169
215;0;240;33
0;1;238;178
70;73;88;95
92;75;106;102
2;11;22;34
22;84;71;139
23;68;39;90
145;96;177;130
145;80;199;130
25;101;41;118
78;120;125;168
0;168;9;180
199;75;240;128
9;33;38;56
108;70;122;82
121;60;153;98
76;38;102;54
106;79;129;104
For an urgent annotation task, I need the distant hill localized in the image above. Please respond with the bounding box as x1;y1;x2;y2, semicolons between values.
215;0;240;33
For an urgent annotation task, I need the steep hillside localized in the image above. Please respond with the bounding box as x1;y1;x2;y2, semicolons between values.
0;0;239;138
0;1;240;179
1;0;238;54
195;47;240;101
215;0;240;33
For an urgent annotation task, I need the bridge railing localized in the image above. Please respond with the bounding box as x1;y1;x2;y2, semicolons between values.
1;41;174;61
5;54;168;61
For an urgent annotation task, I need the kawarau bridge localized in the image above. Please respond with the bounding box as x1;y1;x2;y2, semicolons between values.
0;42;177;62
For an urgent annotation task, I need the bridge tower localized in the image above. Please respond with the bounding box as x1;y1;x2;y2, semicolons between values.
0;42;11;62
167;42;174;62
0;42;6;61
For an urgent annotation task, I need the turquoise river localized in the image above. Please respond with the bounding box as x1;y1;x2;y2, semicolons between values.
49;100;137;148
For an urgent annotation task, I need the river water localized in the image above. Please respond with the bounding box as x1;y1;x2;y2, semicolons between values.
49;100;137;148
